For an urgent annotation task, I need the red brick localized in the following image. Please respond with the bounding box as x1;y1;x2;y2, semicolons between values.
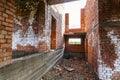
7;39;12;43
3;13;8;18
0;16;4;21
5;35;12;39
0;39;6;43
1;44;11;48
6;48;12;52
6;10;14;16
6;18;13;23
0;34;4;38
2;22;8;26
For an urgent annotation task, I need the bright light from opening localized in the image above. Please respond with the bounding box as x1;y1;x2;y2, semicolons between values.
64;0;87;29
69;38;81;45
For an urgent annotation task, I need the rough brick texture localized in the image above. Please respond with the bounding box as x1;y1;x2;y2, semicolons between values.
86;26;99;73
97;24;120;80
84;0;120;80
13;1;47;52
99;0;120;22
64;13;86;54
48;5;65;49
0;0;14;67
84;0;98;32
65;13;85;34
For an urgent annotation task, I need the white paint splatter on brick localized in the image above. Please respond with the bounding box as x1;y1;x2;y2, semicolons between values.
12;26;40;49
98;30;120;80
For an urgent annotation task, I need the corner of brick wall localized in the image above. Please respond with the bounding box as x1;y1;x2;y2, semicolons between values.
0;0;14;67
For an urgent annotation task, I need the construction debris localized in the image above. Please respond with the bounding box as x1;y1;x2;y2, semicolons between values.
64;66;74;72
42;57;98;80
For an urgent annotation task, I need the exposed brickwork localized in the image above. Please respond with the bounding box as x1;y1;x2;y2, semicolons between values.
13;1;48;52
87;26;99;73
0;0;14;67
98;25;120;80
49;5;64;49
65;36;85;53
84;0;120;79
65;13;85;34
84;0;98;32
99;0;120;22
81;9;85;32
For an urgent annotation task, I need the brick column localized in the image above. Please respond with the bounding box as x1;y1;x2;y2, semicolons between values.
65;13;69;33
0;0;14;67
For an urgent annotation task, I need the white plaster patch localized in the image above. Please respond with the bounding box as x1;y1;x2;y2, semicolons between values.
12;26;41;49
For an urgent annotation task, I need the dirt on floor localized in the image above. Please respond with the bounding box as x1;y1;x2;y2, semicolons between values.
41;57;98;80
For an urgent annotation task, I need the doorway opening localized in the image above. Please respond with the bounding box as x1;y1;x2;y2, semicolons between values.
51;16;57;49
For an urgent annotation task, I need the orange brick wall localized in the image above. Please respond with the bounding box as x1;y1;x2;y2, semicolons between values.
84;0;98;32
0;0;14;67
99;0;120;22
65;36;85;53
84;0;120;79
65;13;85;34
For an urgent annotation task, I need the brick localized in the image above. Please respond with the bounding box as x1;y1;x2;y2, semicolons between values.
8;23;13;27
2;22;8;26
6;10;14;16
5;35;12;39
6;27;12;31
0;26;4;29
0;34;4;38
1;30;7;34
7;32;12;35
0;39;6;43
0;16;4;21
7;39;12;43
1;44;11;48
0;2;3;7
6;18;13;23
3;13;8;18
6;48;12;52
0;12;2;16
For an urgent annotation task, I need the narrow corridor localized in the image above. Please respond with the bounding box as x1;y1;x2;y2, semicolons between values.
42;56;98;80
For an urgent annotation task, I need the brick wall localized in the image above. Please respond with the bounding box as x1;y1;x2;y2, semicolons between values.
65;36;85;53
81;9;85;32
48;5;65;49
99;0;120;22
84;0;99;72
98;25;120;80
65;13;85;34
86;26;99;73
0;0;14;67
84;0;98;32
84;0;120;79
13;1;48;53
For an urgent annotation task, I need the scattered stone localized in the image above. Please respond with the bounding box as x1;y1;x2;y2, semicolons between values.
42;57;98;80
64;66;74;72
53;65;62;71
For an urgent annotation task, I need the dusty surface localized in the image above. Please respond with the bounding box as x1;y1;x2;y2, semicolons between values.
42;57;98;80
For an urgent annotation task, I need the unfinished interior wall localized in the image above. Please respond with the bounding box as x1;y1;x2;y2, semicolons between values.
0;0;14;67
47;4;65;49
84;0;120;79
64;35;85;53
98;0;120;79
84;0;99;73
64;13;85;54
13;1;48;53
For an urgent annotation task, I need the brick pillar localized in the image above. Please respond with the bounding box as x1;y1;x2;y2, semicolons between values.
81;9;85;32
65;13;69;33
0;0;14;67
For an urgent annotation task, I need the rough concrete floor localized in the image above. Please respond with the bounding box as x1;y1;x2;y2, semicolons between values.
42;57;98;80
